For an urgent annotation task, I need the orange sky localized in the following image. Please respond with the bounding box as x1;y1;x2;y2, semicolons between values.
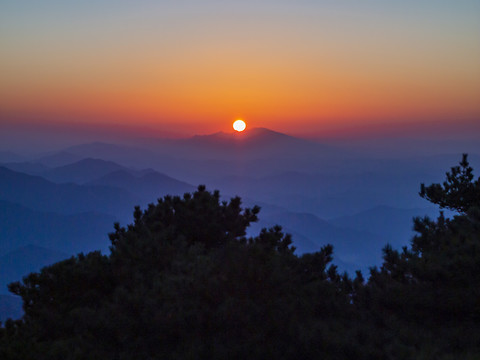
1;1;479;137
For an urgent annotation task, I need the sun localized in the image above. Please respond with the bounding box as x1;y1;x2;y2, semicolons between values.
233;119;246;132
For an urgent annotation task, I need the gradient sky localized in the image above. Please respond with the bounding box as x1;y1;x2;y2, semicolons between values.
1;0;479;137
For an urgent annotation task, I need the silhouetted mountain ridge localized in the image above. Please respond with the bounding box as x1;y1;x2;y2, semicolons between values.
35;151;84;167
177;127;331;157
62;142;156;167
0;199;115;255
0;161;50;175
0;166;135;218
190;127;301;144
88;169;194;204
42;158;127;184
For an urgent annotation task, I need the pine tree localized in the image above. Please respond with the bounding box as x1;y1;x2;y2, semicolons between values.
1;186;355;360
366;155;480;358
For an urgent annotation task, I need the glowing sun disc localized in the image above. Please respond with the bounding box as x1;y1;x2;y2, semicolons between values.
233;120;246;132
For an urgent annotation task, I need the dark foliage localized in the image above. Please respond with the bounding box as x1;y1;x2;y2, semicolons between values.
0;186;364;359
366;154;480;358
1;157;480;359
420;153;480;213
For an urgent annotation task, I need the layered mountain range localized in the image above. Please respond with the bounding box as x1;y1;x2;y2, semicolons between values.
1;127;477;321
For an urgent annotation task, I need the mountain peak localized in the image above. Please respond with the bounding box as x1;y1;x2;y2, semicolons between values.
57;157;122;169
190;127;298;143
169;126;332;160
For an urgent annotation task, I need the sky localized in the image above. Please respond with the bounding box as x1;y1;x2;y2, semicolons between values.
1;0;479;137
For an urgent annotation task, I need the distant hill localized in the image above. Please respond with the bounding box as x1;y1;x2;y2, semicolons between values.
163;127;336;159
88;170;194;204
0;161;50;175
187;127;306;146
41;158;127;184
65;142;155;165
331;205;439;248
35;151;84;167
31;143;164;171
0;166;135;219
0;199;115;255
209;169;432;218
0;245;69;294
42;129;339;180
210;171;346;201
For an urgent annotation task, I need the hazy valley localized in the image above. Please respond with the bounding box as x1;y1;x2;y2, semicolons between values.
1;127;478;321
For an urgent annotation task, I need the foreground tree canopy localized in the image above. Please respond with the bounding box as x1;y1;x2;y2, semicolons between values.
1;157;479;359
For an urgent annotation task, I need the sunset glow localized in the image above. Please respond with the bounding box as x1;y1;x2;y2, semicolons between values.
0;1;479;137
